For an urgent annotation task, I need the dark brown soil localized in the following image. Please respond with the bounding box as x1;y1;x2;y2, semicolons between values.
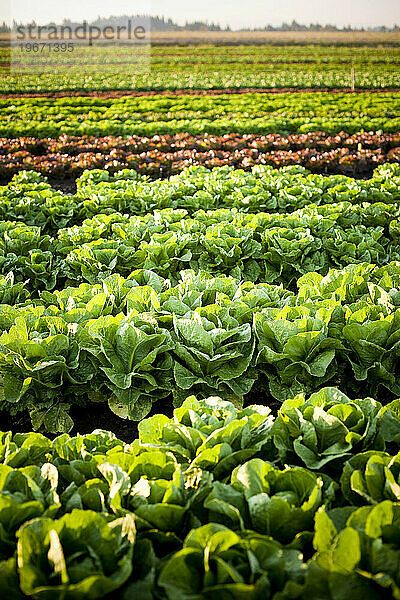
1;88;399;99
48;178;77;194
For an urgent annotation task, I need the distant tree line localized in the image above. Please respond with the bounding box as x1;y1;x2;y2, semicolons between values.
1;16;400;33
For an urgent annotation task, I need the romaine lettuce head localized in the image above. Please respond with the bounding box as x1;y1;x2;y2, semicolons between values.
229;458;325;543
51;430;125;488
158;523;305;600
17;510;135;600
80;313;174;420
303;501;400;600
0;431;52;468
0;462;60;560
138;396;274;477
0;272;30;305
172;306;256;401
254;306;344;402
97;454;196;542
341;450;400;505
271;387;384;470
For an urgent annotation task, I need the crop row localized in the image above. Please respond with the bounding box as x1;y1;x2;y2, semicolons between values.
2;132;400;154
1;132;399;178
0;389;398;598
2;163;400;234
2;63;400;94
0;146;395;180
4;197;400;294
3;44;400;65
1;93;399;137
2;260;400;430
141;43;400;63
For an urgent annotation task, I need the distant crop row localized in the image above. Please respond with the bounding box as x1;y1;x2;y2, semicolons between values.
1;63;399;94
3;131;400;154
1;132;399;178
2;44;400;65
1;93;399;137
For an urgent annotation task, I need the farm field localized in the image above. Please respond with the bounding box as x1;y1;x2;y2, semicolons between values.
1;44;400;93
1;39;400;599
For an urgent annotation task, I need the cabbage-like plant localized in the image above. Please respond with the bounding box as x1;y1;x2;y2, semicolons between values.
172;305;256;401
303;501;400;600
0;272;30;305
158;523;304;600
51;429;125;489
0;463;60;561
197;222;262;281
0;310;93;432
80;313;174;420
17;510;135;600
271;387;386;469
341;450;400;505
254;306;344;402
98;452;191;538
0;431;52;468
229;458;326;543
138;396;273;478
260;226;324;284
342;305;400;396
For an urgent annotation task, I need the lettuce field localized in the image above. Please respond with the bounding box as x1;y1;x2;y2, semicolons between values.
0;40;400;599
2;44;400;92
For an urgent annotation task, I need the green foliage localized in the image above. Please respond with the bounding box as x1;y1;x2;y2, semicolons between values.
271;387;388;470
0;391;396;597
1;75;400;600
2;261;400;430
17;510;135;599
158;523;304;599
1;164;400;238
340;450;400;504
302;501;400;599
1;93;400;137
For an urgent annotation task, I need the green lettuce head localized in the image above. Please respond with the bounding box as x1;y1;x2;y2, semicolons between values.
158;523;304;600
271;387;385;470
17;510;135;600
231;458;326;544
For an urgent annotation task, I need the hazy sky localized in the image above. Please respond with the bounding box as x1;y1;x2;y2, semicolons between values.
3;0;400;28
